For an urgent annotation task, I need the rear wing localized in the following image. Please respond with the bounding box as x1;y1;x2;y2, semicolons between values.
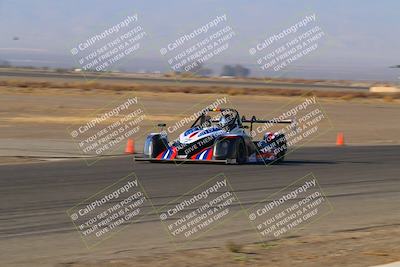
241;115;293;132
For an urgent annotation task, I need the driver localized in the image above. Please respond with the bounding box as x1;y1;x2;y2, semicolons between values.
202;115;212;128
218;113;234;130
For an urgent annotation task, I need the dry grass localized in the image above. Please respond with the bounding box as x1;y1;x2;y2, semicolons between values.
226;241;243;253
1;79;399;100
383;95;395;102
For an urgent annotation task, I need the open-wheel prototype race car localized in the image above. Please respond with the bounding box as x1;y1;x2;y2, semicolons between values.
135;108;292;164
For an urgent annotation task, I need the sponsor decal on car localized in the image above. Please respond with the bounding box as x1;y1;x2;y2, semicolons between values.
157;147;178;160
191;147;214;160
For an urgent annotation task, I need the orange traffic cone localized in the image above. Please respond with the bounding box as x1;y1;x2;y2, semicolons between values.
336;132;345;146
125;139;135;154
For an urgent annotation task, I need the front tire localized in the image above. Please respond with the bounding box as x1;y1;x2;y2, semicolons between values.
214;137;247;164
143;134;168;159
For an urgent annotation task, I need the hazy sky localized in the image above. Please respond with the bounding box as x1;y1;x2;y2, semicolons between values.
0;0;399;81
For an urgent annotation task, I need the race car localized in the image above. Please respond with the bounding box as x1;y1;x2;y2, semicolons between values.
135;108;292;164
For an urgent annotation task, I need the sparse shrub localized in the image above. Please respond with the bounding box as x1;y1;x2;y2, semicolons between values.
383;95;394;102
226;241;242;253
340;94;355;101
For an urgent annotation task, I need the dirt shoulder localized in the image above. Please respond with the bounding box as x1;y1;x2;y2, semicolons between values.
1;78;399;99
0;156;43;165
58;224;400;267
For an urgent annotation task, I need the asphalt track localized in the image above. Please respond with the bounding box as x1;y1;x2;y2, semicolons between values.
1;145;399;266
1;145;399;238
0;70;369;91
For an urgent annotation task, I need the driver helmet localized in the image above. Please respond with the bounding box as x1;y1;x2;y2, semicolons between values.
202;115;212;128
219;113;233;127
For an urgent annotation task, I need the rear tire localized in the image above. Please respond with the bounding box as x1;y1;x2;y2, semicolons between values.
274;134;287;163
